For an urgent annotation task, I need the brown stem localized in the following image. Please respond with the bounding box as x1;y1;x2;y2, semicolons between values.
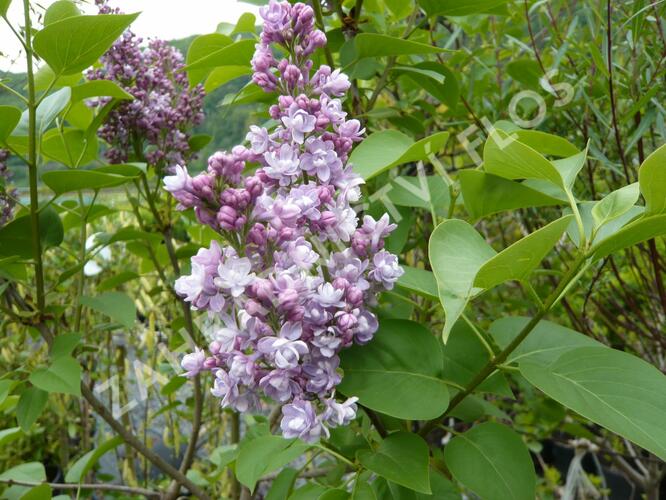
80;383;211;499
606;0;630;182
0;479;161;498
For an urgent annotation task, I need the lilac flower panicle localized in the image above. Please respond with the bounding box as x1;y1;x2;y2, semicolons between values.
166;0;403;442
88;1;205;169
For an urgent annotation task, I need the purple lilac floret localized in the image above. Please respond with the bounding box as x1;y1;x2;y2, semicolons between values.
87;0;205;169
165;0;403;442
0;150;16;227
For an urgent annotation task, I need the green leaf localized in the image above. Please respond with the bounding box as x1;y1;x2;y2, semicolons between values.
236;436;310;491
396;266;438;300
506;59;541;89
397;62;459;108
354;34;449;59
0;462;46;483
65;436;123;483
0;206;64;259
443;320;511;396
14;87;71;136
34;65;81;92
33;13;139;75
483;130;562;187
428;220;496;340
459;170;564;220
350;130;449;180
444;422;536;500
490;317;601;365
185;39;255;71
20;484;51;500
232;12;256;35
0;427;22;448
0;106;21;142
16;388;48;431
0;0;11;17
552;146;588;189
94;163;146;178
351;479;377;500
97;271;140;292
638;143;666;215
42;169;131;195
79;291;136;329
29;356;81;397
494;126;579;157
318;489;349;500
387;175;450;213
43;0;80;25
418;0;508;16
266;468;299;500
339;319;449;420
204;65;252;93
474;215;573;289
51;333;82;359
70;80;133;102
591;183;640;229
358;432;430;494
188;134;212;153
520;346;666;461
41;129;98;167
591;214;666;259
186;33;233;85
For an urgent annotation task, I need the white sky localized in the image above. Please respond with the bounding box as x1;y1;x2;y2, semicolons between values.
0;0;261;72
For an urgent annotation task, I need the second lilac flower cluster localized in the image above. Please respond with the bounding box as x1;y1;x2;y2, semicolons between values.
88;1;205;169
167;0;403;442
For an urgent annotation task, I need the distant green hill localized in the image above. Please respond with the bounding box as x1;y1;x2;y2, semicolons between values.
0;35;257;185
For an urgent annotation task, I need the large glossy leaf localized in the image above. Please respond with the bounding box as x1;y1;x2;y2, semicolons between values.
236;436;310;491
459;170;564;220
396;266;438;300
42;169;131;195
350;130;449;180
429;220;496;340
591;183;640;229
474;215;573;289
354;34;449;59
444;422;536;500
358;432;431;494
489;317;600;365
338;319;449;420
483;130;562;187
591;214;666;259
16;388;48;431
33;13;139;75
638;143;666;215
79;291;136;329
29;356;81;397
0;106;21;142
521;346;666;461
65;436;123;482
496;127;580;157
